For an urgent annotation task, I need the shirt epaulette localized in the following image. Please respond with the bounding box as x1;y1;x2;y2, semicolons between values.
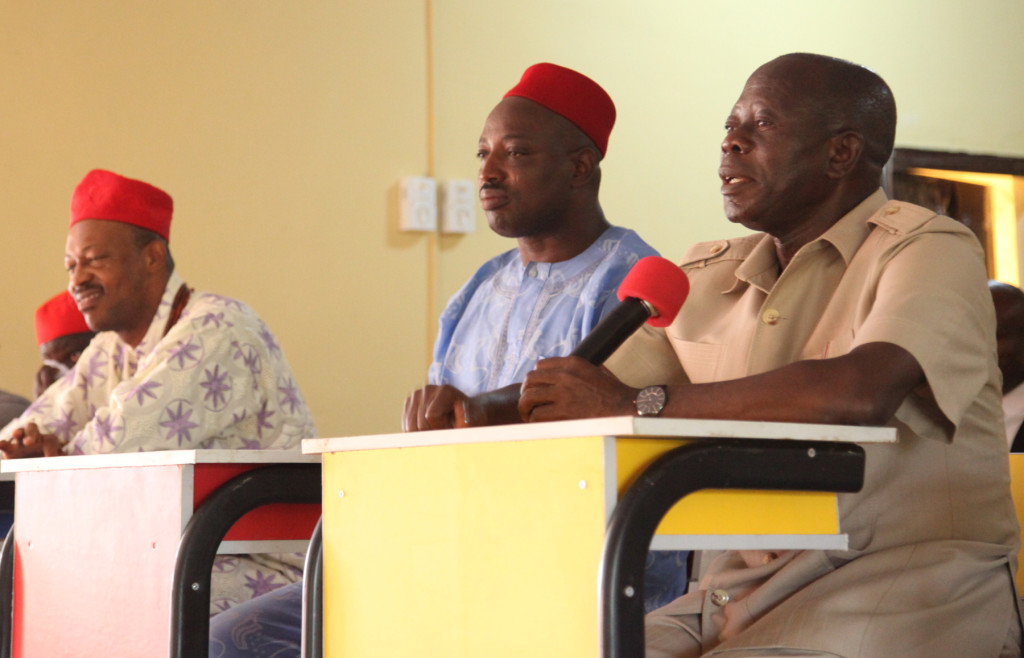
870;201;940;235
680;235;759;270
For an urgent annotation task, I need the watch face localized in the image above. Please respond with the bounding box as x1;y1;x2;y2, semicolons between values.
636;385;666;416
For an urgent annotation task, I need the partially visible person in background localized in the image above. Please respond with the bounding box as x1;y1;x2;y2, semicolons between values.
990;280;1024;450
0;380;29;429
33;290;95;398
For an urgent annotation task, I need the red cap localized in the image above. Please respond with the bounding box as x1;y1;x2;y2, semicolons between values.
617;256;690;328
504;63;616;157
70;169;174;241
34;291;91;346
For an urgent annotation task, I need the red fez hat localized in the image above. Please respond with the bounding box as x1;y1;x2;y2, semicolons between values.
70;169;174;241
504;62;616;157
35;291;91;347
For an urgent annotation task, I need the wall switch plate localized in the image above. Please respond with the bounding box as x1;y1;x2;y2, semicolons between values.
399;176;437;232
440;179;476;234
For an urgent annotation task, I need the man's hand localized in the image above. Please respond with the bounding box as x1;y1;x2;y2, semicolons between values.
0;423;66;459
519;356;637;423
403;385;471;432
403;383;525;432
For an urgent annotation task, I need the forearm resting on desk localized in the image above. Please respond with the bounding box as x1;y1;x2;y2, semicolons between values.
520;342;924;426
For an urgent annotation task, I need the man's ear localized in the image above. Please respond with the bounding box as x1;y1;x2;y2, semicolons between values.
143;239;168;273
826;131;865;179
570;147;600;188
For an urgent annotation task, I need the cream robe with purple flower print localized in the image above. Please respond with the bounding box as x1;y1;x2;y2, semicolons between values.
1;271;318;613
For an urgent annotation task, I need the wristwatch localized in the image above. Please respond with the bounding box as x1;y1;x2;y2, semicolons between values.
635;385;667;417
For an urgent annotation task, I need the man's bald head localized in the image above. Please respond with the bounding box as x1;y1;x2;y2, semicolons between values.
754;53;897;171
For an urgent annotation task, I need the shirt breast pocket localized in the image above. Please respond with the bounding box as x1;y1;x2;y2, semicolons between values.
667;338;722;384
803;328;855;361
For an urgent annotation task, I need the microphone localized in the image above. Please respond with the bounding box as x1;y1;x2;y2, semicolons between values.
570;256;690;365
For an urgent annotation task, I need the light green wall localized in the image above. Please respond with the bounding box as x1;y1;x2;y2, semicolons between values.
0;1;431;438
1;1;1023;438
432;0;1024;305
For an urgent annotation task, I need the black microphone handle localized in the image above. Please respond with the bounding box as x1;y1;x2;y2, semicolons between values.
570;296;654;365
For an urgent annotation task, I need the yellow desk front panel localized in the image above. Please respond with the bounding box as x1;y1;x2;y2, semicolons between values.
321;435;841;657
322;436;606;657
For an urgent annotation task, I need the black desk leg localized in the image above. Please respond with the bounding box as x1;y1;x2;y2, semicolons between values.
599;439;865;658
301;517;323;658
169;464;321;658
0;524;13;658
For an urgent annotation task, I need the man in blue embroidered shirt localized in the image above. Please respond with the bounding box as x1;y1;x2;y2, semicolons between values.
404;62;659;431
209;63;674;658
405;61;687;613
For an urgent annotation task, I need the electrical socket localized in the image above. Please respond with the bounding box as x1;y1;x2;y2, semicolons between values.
399;176;437;232
440;179;476;234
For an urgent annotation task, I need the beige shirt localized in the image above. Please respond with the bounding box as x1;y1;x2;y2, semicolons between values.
609;190;1020;656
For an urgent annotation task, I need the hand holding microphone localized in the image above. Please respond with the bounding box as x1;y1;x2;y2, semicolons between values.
520;256;689;422
571;256;689;364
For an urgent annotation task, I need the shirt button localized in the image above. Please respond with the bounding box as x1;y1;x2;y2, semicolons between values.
884;206;900;215
762;308;781;325
526;266;537;278
710;589;730;607
709;242;726;255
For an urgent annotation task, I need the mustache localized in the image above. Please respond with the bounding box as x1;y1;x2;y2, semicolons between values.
72;283;103;296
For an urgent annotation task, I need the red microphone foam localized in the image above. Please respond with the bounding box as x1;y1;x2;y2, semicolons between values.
616;256;689;328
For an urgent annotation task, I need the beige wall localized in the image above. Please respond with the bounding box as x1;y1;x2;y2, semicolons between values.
2;1;1024;438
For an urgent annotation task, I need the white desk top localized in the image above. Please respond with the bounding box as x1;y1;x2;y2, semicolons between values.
0;449;319;473
303;416;897;454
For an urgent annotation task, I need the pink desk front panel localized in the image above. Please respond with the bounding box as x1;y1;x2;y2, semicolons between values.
5;451;320;658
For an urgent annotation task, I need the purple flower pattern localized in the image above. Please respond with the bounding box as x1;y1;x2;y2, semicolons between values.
200;364;233;412
258;324;281;357
203;294;245;311
159;399;200;446
277;376;303;414
112;348;125;375
50;407;77;443
24;395;52;417
80;350;109;393
256;401;275;439
193;310;231;330
232;341;263;378
127;379;162;407
239;436;263;450
92;412;124;450
244;571;285;598
167;336;204;371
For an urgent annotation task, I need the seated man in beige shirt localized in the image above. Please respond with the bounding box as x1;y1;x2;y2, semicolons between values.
507;53;1020;657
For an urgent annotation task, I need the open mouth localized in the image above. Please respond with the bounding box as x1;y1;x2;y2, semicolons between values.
74;289;102;311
